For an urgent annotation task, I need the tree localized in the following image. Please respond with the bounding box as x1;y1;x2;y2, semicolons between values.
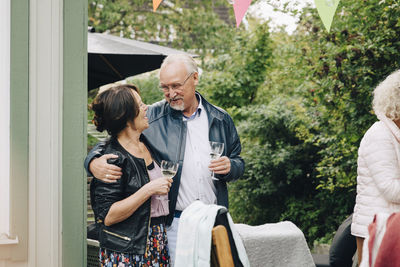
198;22;273;108
297;0;400;191
206;0;400;245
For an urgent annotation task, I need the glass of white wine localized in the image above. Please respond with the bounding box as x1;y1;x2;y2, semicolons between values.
209;141;224;180
156;160;178;201
161;160;178;179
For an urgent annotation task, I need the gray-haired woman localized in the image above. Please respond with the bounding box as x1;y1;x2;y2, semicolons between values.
351;70;400;263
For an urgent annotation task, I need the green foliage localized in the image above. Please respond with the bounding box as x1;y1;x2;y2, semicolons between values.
88;89;100;151
128;73;164;104
87;88;98;121
227;0;400;247
198;23;273;108
227;99;345;245
297;0;400;190
87;134;99;152
198;0;400;247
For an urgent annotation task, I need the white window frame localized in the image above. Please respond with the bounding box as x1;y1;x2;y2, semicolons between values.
0;0;11;240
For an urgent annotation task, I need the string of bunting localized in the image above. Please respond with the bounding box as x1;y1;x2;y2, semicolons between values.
152;0;340;31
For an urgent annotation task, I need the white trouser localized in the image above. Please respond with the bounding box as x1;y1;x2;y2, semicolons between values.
166;217;179;267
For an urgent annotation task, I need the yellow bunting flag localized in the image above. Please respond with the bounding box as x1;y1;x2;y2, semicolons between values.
314;0;340;32
153;0;163;12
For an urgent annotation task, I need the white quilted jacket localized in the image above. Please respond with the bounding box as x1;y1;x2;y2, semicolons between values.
351;115;400;238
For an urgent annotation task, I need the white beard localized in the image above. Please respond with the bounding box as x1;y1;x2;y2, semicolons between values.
169;100;185;111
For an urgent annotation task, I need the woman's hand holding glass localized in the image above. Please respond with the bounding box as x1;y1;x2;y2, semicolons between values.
146;176;173;197
154;160;178;200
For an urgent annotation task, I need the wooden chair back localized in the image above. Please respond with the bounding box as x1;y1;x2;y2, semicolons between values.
211;225;235;267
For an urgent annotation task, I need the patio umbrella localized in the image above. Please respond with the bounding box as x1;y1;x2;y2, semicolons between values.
88;32;195;90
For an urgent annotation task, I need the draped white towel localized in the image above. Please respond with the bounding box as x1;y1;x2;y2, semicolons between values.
174;201;250;267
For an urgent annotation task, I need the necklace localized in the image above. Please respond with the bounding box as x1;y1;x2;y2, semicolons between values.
120;138;148;156
119;138;135;149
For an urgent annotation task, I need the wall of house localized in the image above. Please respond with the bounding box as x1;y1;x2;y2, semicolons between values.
0;0;29;264
0;0;11;240
0;0;87;266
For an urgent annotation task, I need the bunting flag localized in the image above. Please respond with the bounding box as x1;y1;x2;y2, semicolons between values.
152;0;340;31
314;0;340;32
233;0;253;28
153;0;162;12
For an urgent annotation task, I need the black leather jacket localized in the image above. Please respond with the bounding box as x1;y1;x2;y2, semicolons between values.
90;137;151;254
86;92;244;225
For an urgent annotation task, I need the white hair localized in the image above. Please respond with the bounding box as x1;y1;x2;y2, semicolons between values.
160;54;198;74
373;69;400;120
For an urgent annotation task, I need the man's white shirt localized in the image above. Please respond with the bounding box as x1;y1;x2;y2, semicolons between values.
175;96;217;211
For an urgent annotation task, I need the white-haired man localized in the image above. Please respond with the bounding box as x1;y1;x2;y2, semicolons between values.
84;54;244;264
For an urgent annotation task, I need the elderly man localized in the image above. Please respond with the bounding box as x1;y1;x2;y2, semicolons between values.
84;54;244;264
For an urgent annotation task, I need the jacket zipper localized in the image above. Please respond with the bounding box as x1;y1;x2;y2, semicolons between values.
145;167;151;251
146;212;151;249
103;229;131;241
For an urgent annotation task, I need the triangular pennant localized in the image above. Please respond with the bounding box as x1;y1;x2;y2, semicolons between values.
233;0;252;28
314;0;340;32
153;0;163;12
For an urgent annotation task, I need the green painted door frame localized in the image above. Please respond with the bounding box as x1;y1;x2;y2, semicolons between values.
63;0;87;266
10;0;87;265
9;0;29;260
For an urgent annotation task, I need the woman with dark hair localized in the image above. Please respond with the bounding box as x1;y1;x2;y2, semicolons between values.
90;84;172;267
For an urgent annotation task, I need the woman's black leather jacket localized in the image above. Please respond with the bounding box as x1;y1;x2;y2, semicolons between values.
90;137;151;254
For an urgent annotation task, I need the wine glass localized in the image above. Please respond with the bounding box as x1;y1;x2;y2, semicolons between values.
209;141;224;180
156;160;178;200
161;160;178;179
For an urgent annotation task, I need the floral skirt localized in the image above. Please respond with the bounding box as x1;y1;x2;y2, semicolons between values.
99;223;169;267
